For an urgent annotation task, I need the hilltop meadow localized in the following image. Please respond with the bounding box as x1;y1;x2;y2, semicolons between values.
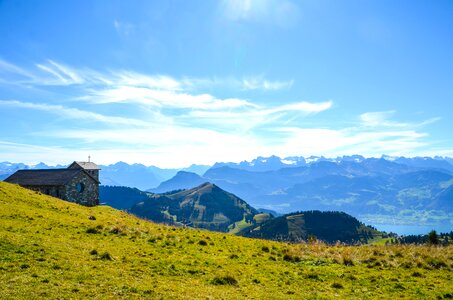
1;182;452;299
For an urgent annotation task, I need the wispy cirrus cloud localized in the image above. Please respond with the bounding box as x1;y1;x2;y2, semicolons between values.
360;111;441;129
241;77;293;91
0;59;35;78
0;59;88;86
186;100;333;131
267;109;440;158
0;99;149;127
0;59;294;92
0;58;444;167
272;126;429;158
35;60;85;85
81;85;258;110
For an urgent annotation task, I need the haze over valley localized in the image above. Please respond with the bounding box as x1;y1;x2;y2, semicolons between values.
3;154;452;235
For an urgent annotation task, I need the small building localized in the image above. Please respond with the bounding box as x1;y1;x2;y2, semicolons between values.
4;161;100;206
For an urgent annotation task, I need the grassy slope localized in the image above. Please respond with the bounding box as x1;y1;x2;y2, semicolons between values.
1;182;452;299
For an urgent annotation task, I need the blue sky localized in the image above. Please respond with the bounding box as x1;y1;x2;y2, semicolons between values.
0;0;452;167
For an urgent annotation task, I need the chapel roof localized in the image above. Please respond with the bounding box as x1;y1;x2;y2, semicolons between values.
4;169;83;186
70;161;100;170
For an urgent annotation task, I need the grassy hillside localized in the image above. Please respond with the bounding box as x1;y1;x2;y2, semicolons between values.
1;182;452;299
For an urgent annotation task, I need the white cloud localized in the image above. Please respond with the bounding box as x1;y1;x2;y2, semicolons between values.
242;77;293;91
0;58;447;167
360;111;441;129
115;71;182;90
35;60;85;85
271;127;430;159
263;101;332;114
0;100;149;127
82;85;257;110
28;127;265;168
0;59;35;78
1;59;294;93
360;111;406;127
186;100;333;133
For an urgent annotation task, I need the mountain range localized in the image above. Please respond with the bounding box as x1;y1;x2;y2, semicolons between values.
100;182;383;243
0;161;210;190
3;155;453;230
147;157;453;229
3;155;452;189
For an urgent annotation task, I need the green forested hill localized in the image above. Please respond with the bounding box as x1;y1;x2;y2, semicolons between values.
130;182;258;232
239;211;382;244
1;181;453;299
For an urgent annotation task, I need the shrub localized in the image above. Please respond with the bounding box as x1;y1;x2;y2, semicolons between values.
400;261;412;268
394;251;404;258
86;227;99;234
211;275;238;286
331;282;343;289
20;264;30;269
343;256;354;266
394;283;405;290
411;271;423;277
89;249;98;255
198;240;208;246
426;258;447;269
283;254;301;263
109;227;122;234
306;273;319;280
99;252;114;261
261;246;270;253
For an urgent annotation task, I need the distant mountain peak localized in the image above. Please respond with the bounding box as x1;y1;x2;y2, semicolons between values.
149;170;205;193
131;181;257;232
176;170;199;176
197;181;215;188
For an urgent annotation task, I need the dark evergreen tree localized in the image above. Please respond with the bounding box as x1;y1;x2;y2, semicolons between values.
428;230;439;245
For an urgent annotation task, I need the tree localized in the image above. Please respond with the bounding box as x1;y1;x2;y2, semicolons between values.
428;230;439;245
308;235;317;244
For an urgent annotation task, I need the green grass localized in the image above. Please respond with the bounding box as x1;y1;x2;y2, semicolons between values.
228;218;254;234
368;237;394;245
1;182;452;299
228;213;270;234
253;213;272;223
